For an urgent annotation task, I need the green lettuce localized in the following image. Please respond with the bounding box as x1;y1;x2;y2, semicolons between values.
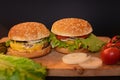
49;33;105;52
80;34;106;52
0;54;47;80
49;33;81;51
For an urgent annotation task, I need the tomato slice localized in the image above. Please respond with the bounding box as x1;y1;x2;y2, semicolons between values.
56;34;88;40
77;35;88;39
56;35;69;40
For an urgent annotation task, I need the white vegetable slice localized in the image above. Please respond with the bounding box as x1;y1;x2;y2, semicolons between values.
79;57;102;69
62;53;91;64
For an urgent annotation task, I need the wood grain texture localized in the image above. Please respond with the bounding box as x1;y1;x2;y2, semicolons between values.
32;37;120;76
33;49;120;76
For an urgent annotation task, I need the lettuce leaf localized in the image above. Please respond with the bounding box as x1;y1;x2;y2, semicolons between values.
49;33;105;52
80;34;106;52
49;33;81;51
0;54;47;80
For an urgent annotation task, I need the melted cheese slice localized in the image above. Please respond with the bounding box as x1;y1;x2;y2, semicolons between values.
10;41;43;52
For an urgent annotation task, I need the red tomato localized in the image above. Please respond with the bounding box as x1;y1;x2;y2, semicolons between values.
110;35;120;43
101;47;120;65
56;35;69;40
56;34;88;40
115;42;120;48
103;43;115;49
77;35;88;39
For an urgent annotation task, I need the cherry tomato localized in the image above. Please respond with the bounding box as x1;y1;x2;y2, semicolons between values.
56;35;69;40
115;42;120;48
101;47;120;65
102;35;120;50
110;35;120;43
103;43;115;50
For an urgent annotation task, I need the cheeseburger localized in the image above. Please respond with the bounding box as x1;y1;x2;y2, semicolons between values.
7;22;51;58
50;18;105;54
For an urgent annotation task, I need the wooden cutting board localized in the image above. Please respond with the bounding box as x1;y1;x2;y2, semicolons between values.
33;51;120;76
2;37;120;76
32;37;120;76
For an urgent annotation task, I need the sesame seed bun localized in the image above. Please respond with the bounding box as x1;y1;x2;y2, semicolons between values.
8;22;50;41
7;45;51;58
7;22;51;58
51;18;93;37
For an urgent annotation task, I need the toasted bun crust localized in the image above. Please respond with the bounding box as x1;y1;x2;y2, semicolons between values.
8;22;50;41
55;47;89;54
0;37;9;43
7;45;51;58
51;18;93;37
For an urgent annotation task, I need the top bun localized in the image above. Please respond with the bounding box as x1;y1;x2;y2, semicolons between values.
8;22;50;41
51;18;93;37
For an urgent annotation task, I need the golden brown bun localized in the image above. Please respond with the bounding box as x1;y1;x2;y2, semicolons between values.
7;45;51;58
0;37;9;43
8;22;50;41
51;18;93;37
55;47;89;54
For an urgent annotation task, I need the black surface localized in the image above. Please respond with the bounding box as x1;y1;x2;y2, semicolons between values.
0;0;120;38
46;76;120;80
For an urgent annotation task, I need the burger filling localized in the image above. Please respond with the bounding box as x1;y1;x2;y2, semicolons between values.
49;33;105;52
7;37;49;52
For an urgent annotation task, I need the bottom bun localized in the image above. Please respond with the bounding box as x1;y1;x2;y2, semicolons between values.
7;45;51;58
55;47;89;54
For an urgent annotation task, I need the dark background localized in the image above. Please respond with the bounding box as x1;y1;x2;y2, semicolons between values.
0;0;120;38
0;0;120;79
